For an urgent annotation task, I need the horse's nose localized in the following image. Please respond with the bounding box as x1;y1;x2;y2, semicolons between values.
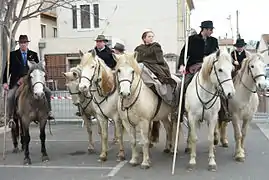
79;84;88;92
227;92;234;99
120;91;130;98
34;92;45;98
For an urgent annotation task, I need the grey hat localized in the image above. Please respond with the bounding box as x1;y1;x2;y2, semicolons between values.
95;35;108;42
113;43;125;52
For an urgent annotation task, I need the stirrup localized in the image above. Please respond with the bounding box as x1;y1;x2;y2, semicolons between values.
8;119;16;129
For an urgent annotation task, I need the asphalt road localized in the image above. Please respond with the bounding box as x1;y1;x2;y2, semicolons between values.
0;121;268;180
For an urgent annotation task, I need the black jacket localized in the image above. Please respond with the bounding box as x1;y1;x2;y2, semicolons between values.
178;33;219;70
94;46;117;69
2;49;39;88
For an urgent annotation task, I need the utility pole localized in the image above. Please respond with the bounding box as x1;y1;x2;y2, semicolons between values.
236;10;240;39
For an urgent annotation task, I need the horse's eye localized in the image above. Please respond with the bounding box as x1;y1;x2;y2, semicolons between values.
251;65;254;68
117;69;121;73
91;65;95;68
218;68;223;72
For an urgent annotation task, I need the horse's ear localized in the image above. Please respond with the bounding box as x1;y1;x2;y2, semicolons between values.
91;49;96;58
41;60;46;69
112;53;120;61
27;60;35;69
216;49;220;58
79;50;84;57
133;51;138;60
62;72;67;78
73;71;78;78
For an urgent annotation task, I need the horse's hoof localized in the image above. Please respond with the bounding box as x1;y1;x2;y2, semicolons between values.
222;143;229;148
117;155;126;162
187;163;195;171
42;155;49;162
129;160;139;167
214;139;219;145
23;158;32;165
12;147;19;153
140;164;150;169
98;156;107;162
87;148;95;154
163;149;170;154
185;147;191;154
208;164;217;172
235;156;245;162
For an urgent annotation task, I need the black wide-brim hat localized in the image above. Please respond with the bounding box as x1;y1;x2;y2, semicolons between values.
17;35;30;43
95;35;108;42
200;20;214;29
233;38;247;47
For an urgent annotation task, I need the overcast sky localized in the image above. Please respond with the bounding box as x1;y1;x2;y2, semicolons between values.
190;0;268;41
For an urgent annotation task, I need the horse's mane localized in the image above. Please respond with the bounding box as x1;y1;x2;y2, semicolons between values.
201;50;231;81
233;57;250;84
115;53;141;75
79;51;115;95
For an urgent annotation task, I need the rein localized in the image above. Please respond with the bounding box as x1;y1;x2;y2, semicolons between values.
195;60;232;122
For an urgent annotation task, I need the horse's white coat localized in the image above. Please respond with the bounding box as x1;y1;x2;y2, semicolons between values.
185;50;235;170
218;53;267;161
115;53;181;168
28;61;46;98
78;51;125;161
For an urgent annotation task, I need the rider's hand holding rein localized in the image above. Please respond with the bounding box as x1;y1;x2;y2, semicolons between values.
179;65;186;75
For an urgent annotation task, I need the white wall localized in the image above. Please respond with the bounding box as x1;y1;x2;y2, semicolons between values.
55;0;178;53
258;37;269;65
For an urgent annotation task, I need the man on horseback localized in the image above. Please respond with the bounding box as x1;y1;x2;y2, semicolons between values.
134;29;178;106
178;20;219;121
231;38;251;77
91;35;117;69
112;43;125;55
2;35;55;123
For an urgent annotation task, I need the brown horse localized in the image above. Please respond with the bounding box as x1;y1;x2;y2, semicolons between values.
12;60;50;165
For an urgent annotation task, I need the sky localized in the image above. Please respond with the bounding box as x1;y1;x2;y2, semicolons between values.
190;0;269;41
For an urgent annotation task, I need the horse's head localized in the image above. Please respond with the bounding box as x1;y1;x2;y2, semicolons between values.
241;53;267;91
78;50;99;94
114;52;140;98
27;60;46;99
63;65;81;105
202;49;235;99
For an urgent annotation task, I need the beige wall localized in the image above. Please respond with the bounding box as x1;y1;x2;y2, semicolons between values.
50;0;193;54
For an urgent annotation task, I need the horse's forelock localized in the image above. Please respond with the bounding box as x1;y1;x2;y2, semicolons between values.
120;53;141;75
201;52;216;80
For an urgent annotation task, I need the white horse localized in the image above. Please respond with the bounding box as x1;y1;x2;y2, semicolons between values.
78;50;125;162
217;53;267;162
114;53;181;169
63;65;96;153
185;50;235;171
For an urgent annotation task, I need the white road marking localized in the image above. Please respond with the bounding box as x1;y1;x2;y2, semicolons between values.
0;164;113;170
256;123;269;140
106;160;128;177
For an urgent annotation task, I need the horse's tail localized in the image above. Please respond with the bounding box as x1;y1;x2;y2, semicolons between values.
150;121;160;143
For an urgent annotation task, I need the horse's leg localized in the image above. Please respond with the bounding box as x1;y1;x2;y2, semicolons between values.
220;121;229;147
114;118;125;161
20;118;25;151
231;114;244;162
213;122;220;146
11;117;19;153
140;120;151;169
185;120;192;154
187;113;197;170
241;118;250;153
160;118;172;153
208;114;218;171
40;120;49;162
22;120;31;165
112;120;119;144
170;110;180;154
82;114;95;153
97;115;108;162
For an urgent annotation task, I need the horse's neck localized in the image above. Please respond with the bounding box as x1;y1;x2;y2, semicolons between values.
198;74;216;99
236;70;256;99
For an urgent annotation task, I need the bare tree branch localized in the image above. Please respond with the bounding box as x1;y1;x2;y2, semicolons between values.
12;0;29;37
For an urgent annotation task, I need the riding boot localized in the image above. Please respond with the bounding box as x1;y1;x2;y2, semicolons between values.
44;88;55;120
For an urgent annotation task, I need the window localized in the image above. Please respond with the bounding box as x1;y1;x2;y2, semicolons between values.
72;5;77;29
41;24;46;38
93;4;99;28
69;59;81;69
80;5;91;29
53;27;57;37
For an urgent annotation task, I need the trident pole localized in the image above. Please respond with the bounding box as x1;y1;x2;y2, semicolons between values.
171;0;190;175
3;19;12;160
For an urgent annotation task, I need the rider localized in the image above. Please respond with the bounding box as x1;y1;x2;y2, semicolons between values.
91;34;117;69
135;29;177;92
178;20;219;121
231;38;251;76
2;35;55;122
112;43;125;55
